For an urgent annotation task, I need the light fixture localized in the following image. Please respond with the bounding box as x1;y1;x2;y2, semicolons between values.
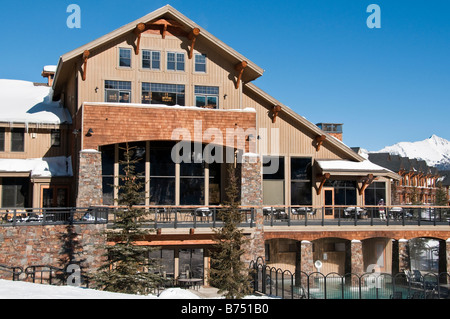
86;128;94;137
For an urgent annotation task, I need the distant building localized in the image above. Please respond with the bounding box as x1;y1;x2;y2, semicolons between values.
368;153;440;205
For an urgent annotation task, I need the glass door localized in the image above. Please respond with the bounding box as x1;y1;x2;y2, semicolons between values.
324;187;335;219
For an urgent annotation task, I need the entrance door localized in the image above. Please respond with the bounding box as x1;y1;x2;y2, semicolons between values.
41;185;69;207
323;187;335;219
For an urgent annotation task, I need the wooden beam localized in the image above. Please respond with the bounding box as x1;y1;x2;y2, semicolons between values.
315;135;327;151
82;50;90;82
234;61;248;89
188;28;201;59
358;174;374;195
271;105;282;123
150;18;184;39
133;23;147;55
316;173;331;195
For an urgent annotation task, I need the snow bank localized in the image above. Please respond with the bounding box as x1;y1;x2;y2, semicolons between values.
0;79;72;125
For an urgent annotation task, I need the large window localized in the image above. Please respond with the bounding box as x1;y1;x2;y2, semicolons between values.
291;158;312;205
195;86;219;109
105;81;131;103
142;50;160;70
194;54;207;73
167;52;185;71
325;180;357;206
142;83;185;106
365;182;386;205
263;156;285;205
150;142;176;205
180;145;205;206
1;177;29;208
0;128;4;152
119;48;132;68
101;144;115;205
11;128;24;152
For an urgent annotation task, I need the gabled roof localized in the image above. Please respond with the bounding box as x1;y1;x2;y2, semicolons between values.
244;82;366;162
53;5;264;98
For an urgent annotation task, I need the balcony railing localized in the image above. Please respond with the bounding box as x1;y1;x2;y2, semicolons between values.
1;205;449;228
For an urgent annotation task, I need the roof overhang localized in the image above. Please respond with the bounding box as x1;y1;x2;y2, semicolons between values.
52;5;264;99
316;160;401;180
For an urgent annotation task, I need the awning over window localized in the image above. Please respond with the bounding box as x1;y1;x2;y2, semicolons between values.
316;160;400;180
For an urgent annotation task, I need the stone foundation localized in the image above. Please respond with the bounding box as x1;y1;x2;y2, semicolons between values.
0;224;107;278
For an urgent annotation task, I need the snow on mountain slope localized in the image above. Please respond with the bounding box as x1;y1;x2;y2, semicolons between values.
374;135;450;169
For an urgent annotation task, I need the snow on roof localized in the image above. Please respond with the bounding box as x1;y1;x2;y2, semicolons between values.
43;65;57;73
317;160;397;178
0;79;72;125
0;156;73;177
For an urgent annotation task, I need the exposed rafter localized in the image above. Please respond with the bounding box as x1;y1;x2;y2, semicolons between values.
235;61;248;89
133;23;147;55
188;28;201;59
81;50;90;81
315;135;327;151
271;105;282;123
358;174;375;195
149;18;184;39
317;173;331;195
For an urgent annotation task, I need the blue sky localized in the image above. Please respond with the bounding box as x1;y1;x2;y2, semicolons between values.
1;0;449;151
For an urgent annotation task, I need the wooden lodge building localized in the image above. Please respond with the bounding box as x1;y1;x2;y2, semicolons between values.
1;6;449;284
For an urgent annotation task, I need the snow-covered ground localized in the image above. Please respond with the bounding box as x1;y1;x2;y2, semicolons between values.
0;279;267;299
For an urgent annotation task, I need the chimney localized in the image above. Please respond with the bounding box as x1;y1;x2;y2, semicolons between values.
316;123;343;141
41;65;57;87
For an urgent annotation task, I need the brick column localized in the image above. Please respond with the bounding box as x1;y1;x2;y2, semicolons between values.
76;150;103;207
398;239;410;273
240;154;264;265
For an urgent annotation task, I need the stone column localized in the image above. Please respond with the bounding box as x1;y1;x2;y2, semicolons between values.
240;154;264;265
398;239;410;273
76;150;103;207
351;240;364;286
447;239;450;274
300;240;313;288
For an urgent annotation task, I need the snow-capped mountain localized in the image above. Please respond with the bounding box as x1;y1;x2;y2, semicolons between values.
373;135;450;170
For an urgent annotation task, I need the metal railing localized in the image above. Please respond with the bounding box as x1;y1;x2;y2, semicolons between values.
1;205;448;228
0;207;109;227
0;264;90;288
249;258;450;299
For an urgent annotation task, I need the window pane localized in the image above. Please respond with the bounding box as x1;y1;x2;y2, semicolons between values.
263;156;284;180
195;96;206;107
167;53;175;70
0;128;5;152
180;178;204;205
206;96;217;108
11;128;24;152
1;178;28;208
102;177;114;206
291;158;312;180
152;52;160;69
150;178;175;205
51;130;61;147
263;180;285;205
150;142;175;177
119;91;131;103
291;181;312;205
119;48;131;67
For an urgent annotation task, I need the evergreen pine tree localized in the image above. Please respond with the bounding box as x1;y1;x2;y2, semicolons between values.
209;164;252;299
93;143;161;295
435;181;447;206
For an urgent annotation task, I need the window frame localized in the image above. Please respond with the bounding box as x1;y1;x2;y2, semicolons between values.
142;82;185;106
290;157;313;206
10;128;25;153
194;86;219;109
167;52;185;72
142;49;161;70
105;80;132;103
194;53;207;73
118;48;132;68
0;127;4;152
51;129;61;147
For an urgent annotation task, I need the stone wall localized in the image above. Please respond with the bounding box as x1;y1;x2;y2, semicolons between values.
240;154;265;264
76;150;103;208
0;224;107;278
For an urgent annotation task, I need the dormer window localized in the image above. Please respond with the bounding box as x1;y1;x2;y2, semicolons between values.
119;48;132;68
167;52;185;71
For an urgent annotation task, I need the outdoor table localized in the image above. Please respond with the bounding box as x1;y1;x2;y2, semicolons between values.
177;278;202;290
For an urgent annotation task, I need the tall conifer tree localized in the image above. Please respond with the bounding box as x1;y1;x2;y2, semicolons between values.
94;143;161;295
209;164;252;299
